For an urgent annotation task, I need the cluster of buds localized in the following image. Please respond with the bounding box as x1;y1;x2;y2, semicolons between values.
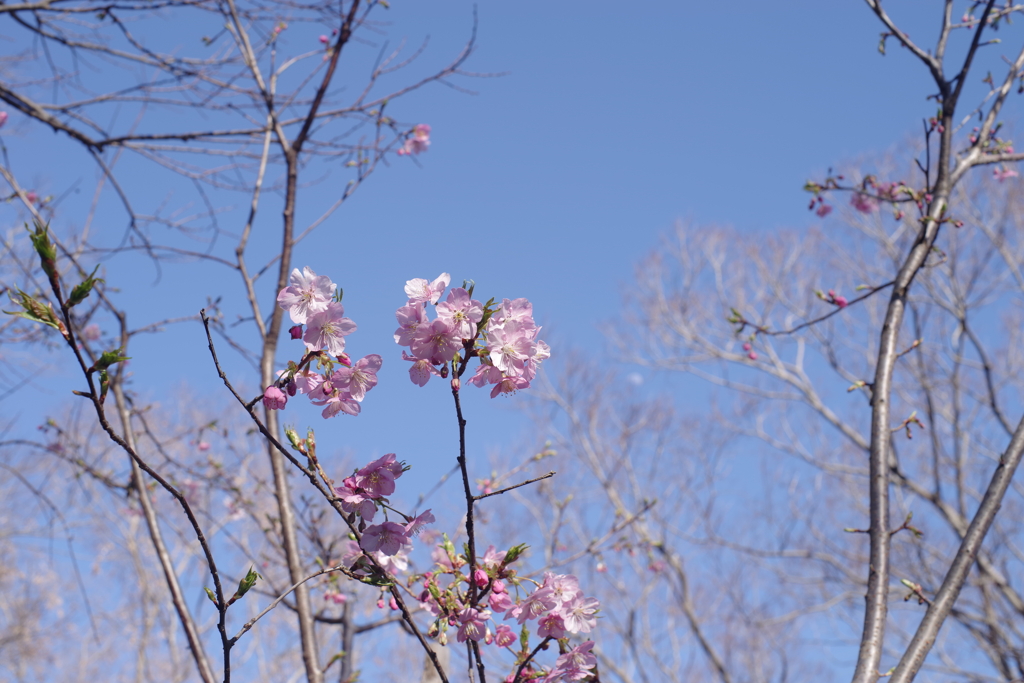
395;273;550;398
816;288;848;309
266;267;381;418
416;540;600;681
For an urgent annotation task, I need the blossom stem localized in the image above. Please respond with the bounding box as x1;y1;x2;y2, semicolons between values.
452;385;487;682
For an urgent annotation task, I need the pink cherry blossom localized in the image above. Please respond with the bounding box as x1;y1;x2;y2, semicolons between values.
277;266;336;324
468;364;503;388
851;192;878;214
324;590;347;604
330;354;381;401
411;319;462;364
398;124;431;156
493;624;516;648
491;375;530;398
486;321;534;375
835;295;848;308
551;641;597;682
303;302;356;356
355;453;402;497
318;34;328;43
456;607;490;642
559;592;600;634
263;386;287;410
405;273;450;305
815;203;833;217
405;509;435;536
537;612;567;639
336;479;377;520
489;590;515;613
394;303;428;345
402;350;441;386
359;521;409;556
319;394;361;418
509;586;556;625
994;166;1020;181
436;287;484;340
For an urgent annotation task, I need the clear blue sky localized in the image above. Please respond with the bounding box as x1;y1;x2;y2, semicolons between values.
4;0;1008;495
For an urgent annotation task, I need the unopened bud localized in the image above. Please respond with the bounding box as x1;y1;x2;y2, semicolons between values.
451;377;460;392
289;325;302;340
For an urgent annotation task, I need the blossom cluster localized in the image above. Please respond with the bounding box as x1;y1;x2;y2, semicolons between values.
416;540;599;682
267;267;381;418
397;123;431;156
395;273;550;397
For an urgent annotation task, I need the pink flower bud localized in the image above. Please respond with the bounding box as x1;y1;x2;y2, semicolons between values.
473;568;489;588
286;379;297;396
834;296;848;308
742;342;752;352
389;597;398;611
25;191;38;204
376;598;385;609
198;441;211;451
337;352;352;367
289;325;302;339
492;579;506;594
263;386;287;410
451;377;461;392
0;111;7;128
747;351;758;361
596;562;607;573
319;34;328;43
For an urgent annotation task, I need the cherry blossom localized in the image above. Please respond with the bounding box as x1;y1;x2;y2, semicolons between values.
397;123;432;156
493;624;516;648
330;354;382;401
851;192;879;214
360;521;409;556
303;302;356;356
436;287;484;339
411;319;462;364
457;607;490;643
403;350;441;386
263;386;287;410
394;302;428;345
994;165;1020;181
277;266;336;324
405;273;450;305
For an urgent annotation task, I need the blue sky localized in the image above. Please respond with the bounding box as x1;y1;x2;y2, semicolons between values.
4;0;1015;511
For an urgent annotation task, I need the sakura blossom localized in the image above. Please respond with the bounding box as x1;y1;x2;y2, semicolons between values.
815;203;833;217
359;521;410;556
330;354;382;401
493;624;516;648
405;273;450;305
394;303;428;345
410;319;462;364
403;350;441;386
851;192;879;213
435;287;484;339
994;165;1020;181
457;607;490;642
397;123;431;156
303;302;356;356
262;385;287;410
277;266;336;324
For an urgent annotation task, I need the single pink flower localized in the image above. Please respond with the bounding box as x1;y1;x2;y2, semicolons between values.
303;302;356;356
490;375;530;398
263;386;287;410
494;624;516;648
402;350;441;386
405;273;450;305
394;302;428;346
835;295;848;308
486;321;534;375
25;191;38;204
399;124;432;155
319;34;328;43
330;354;381;401
851;192;878;214
277;266;336;324
537;612;566;639
747;351;758;361
197;441;211;452
405;509;435;536
468;363;503;388
436;287;484;340
489;591;515;613
815;203;833;217
324;590;347;604
456;607;490;643
360;521;410;556
411;319;462;364
559;592;599;634
994;166;1020;181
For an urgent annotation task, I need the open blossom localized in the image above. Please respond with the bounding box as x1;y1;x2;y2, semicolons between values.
994;166;1020;181
354;453;402;497
319;393;361;418
405;273;450;305
436;287;484;340
815;203;833;217
360;521;409;556
405;509;435;536
330;354;381;401
395;303;428;346
549;641;597;682
277;267;336;324
398;123;431;156
336;478;377;520
411;319;462;363
851;192;879;214
493;623;516;648
491;375;530;398
509;586;557;625
487;321;535;375
303;302;357;356
537;612;566;639
457;607;490;642
559;592;600;634
263;386;287;410
403;350;441;386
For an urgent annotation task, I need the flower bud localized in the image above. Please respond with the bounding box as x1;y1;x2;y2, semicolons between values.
473;568;489;588
287;379;297;396
289;325;303;340
263;386;287;410
451;377;461;392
